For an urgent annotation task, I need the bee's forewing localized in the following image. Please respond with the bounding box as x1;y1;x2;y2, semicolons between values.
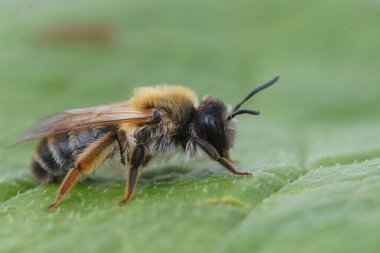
14;102;153;144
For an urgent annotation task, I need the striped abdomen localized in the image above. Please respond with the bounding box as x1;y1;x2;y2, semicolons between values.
32;126;116;183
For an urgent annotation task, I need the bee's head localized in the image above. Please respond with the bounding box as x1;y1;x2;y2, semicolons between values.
194;96;235;158
194;76;279;158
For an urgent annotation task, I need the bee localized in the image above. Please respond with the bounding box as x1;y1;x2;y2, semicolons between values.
16;76;279;209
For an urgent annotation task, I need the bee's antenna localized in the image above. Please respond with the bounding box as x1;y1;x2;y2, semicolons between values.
228;109;260;120
228;75;279;120
232;75;279;113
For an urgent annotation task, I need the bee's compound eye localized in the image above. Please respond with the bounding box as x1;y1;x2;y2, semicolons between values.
203;115;222;139
196;113;227;156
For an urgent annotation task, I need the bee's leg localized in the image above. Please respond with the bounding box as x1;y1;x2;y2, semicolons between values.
194;138;252;176
47;168;81;210
119;144;148;206
47;133;116;210
117;130;127;165
225;152;239;164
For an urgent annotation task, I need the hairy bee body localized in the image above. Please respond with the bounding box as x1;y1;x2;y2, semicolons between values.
120;85;198;157
18;76;278;209
32;86;198;184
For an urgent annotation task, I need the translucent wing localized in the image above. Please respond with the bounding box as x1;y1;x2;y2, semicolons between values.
14;102;153;144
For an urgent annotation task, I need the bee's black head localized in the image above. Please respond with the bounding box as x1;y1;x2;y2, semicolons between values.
194;96;235;158
194;76;279;158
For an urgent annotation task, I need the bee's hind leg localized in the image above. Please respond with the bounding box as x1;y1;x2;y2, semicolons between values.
119;144;149;206
47;168;81;210
47;132;117;210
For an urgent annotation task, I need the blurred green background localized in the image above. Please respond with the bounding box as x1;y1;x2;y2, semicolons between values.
1;0;380;253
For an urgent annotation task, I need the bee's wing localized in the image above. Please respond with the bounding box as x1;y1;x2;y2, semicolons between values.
14;102;153;144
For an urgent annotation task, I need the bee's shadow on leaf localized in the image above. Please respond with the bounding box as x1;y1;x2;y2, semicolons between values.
82;163;225;187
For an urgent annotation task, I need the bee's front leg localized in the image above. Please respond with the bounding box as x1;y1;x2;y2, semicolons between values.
225;152;239;164
194;137;252;176
119;144;149;206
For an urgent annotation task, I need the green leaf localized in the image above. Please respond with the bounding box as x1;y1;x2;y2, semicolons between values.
1;0;380;253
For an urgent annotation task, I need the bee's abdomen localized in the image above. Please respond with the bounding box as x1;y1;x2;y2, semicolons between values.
31;158;61;184
32;133;75;183
32;126;115;183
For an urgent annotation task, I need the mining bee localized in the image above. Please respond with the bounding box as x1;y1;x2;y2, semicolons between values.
16;76;279;209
